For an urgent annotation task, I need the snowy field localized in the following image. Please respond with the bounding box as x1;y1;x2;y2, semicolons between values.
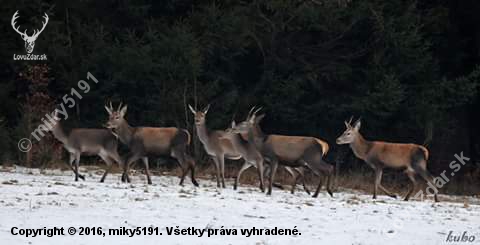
0;166;479;245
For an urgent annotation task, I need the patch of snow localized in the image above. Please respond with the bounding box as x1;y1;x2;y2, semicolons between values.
0;167;478;244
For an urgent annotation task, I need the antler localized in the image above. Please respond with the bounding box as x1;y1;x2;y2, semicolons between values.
249;106;262;122
117;102;123;111
252;106;262;116
11;11;26;37
246;106;256;120
32;13;49;39
247;106;263;122
344;116;354;128
105;101;113;114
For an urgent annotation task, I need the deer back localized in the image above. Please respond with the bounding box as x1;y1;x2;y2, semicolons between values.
367;142;429;168
67;128;118;154
205;130;240;158
265;135;324;162
132;127;186;153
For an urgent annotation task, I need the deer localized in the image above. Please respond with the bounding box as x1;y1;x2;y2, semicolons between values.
220;120;266;192
105;102;198;186
188;104;258;189
231;107;333;197
49;106;123;182
336;118;439;202
224;111;311;195
11;11;49;54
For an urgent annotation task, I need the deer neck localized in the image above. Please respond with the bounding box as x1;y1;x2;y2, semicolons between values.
350;133;373;160
247;127;255;143
248;124;263;149
229;133;248;154
51;120;69;145
195;121;210;146
115;119;134;146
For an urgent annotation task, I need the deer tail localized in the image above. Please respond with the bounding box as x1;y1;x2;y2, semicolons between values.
419;145;429;161
315;139;329;157
183;129;192;145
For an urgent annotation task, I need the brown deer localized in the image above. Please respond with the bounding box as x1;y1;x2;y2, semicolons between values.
49;107;123;182
224;112;311;194
336;118;439;202
188;104;253;188
220;120;265;192
105;103;198;186
232;107;333;197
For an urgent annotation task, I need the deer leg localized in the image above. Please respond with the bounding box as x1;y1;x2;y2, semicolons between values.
108;151;124;183
264;171;284;189
378;185;397;198
219;156;226;188
257;158;265;192
174;158;186;186
68;153;85;180
414;166;439;202
373;168;381;199
313;174;324;198
303;164;326;198
290;167;310;195
317;158;334;197
124;154;140;183
374;168;397;199
74;152;81;182
298;168;311;195
234;160;252;190
187;155;199;187
99;154;114;183
300;159;326;197
267;159;278;196
263;164;284;190
176;153;198;187
404;169;417;201
212;156;222;188
284;166;298;194
325;174;333;197
109;150;124;170
142;157;152;185
172;148;189;186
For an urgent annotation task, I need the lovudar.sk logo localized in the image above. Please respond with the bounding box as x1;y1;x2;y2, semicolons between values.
11;10;48;61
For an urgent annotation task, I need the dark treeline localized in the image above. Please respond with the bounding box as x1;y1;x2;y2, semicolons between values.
0;0;479;186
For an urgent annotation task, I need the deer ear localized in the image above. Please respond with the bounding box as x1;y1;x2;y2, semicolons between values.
188;104;196;114
203;104;210;114
255;114;265;123
353;119;361;131
120;105;128;117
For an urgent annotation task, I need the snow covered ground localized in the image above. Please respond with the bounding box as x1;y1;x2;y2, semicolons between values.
0;166;479;245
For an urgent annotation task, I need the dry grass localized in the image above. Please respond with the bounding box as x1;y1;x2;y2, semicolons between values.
6;158;479;197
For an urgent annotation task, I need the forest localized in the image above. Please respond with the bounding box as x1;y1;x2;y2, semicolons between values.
0;0;479;194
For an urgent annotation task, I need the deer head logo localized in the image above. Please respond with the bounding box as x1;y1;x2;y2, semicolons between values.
11;11;49;54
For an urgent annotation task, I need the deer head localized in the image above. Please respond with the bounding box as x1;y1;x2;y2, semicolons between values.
336;117;361;144
188;104;210;125
231;106;262;134
11;11;49;54
105;102;127;129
